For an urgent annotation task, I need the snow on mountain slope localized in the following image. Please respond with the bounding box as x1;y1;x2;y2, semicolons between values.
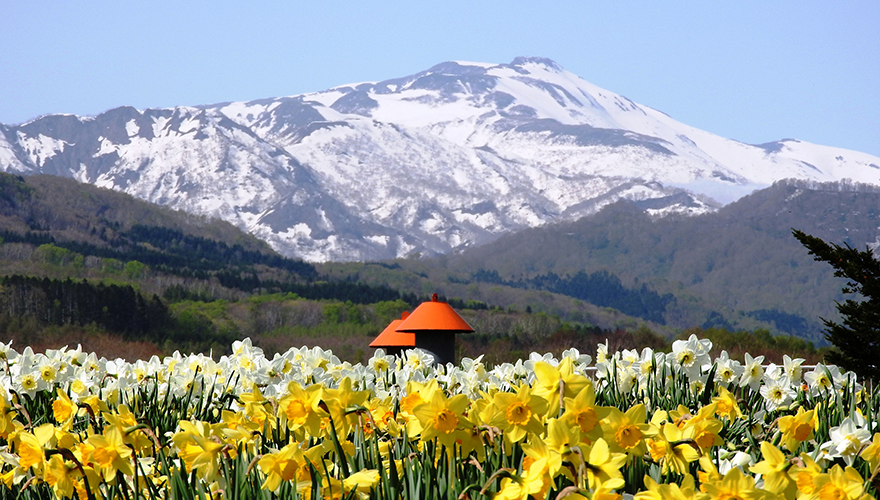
2;57;879;261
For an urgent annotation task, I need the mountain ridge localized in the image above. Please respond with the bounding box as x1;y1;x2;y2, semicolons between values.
2;57;879;261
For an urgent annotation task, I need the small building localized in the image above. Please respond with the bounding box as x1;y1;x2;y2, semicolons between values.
369;311;414;358
394;293;474;365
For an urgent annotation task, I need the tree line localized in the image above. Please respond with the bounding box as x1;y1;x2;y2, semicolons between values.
472;269;674;324
0;275;169;336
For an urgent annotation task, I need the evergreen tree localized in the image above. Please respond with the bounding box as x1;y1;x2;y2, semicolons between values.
793;229;880;380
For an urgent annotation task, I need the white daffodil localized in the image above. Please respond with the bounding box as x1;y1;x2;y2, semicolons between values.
714;350;744;385
14;367;43;397
403;348;435;370
560;347;592;368
671;334;710;379
596;339;610;364
0;340;19;366
759;375;795;411
804;363;846;397
739;353;765;390
783;355;805;383
822;416;872;465
617;365;640;393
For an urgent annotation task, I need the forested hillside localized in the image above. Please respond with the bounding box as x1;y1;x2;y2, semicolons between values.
0;174;418;357
320;180;880;342
449;179;880;339
0;173;839;362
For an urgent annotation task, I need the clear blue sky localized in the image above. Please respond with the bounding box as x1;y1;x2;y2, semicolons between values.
3;1;878;156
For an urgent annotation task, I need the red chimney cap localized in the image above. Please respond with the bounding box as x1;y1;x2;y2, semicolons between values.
395;294;474;333
369;312;416;347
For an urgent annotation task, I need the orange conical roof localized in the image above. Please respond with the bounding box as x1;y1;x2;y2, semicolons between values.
369;312;416;347
396;294;474;333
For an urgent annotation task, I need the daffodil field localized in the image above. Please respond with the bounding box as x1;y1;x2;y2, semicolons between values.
1;334;878;500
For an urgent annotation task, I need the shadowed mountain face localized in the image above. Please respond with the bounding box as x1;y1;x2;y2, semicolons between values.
3;58;879;262
441;179;880;339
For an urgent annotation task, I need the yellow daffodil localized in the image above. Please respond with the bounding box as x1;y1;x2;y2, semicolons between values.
44;454;77;500
238;384;276;429
562;384;605;444
0;393;17;439
777;407;818;453
522;418;576;479
258;441;307;493
321;377;371;438
413;389;469;449
277;381;326;437
601;403;656;457
103;405;152;452
218;409;261;453
680;404;723;452
701;466;765;500
495;456;552;500
485;384;548;444
859;432;880;472
172;420;224;484
17;431;45;471
750;441;798;500
399;379;441;438
531;358;590;417
810;465;870;500
636;475;709;500
342;469;381;500
85;425;135;482
52;388;77;428
581;438;627;491
793;453;823;496
712;386;744;420
648;422;700;475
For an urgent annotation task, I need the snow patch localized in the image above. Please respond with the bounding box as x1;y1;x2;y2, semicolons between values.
125;120;139;137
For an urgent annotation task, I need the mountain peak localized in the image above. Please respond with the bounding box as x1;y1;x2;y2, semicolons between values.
509;56;564;71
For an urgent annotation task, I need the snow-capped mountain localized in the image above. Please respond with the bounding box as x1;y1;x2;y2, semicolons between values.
2;57;879;261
